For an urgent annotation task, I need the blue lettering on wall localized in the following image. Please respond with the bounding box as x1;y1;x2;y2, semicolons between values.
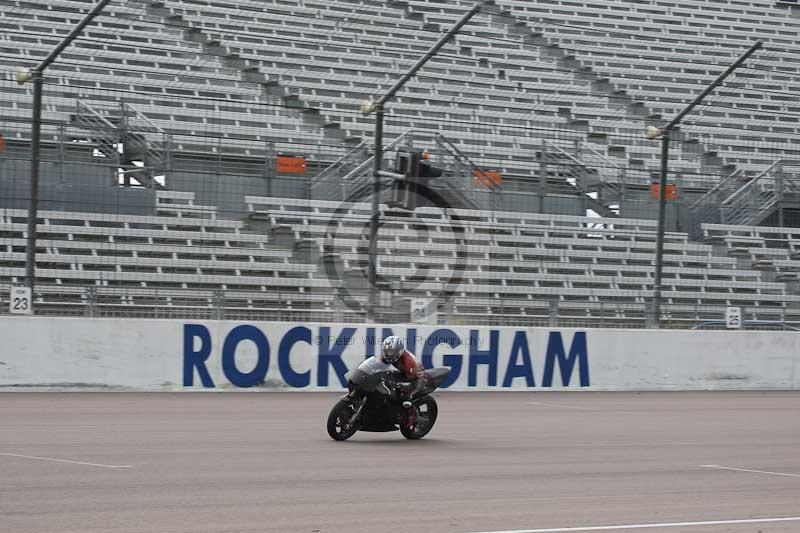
542;331;590;387
318;326;355;387
180;324;591;390
183;324;214;388
365;327;376;359
221;325;270;388
421;328;461;388
502;331;535;387
405;327;418;355
278;326;312;388
468;329;498;387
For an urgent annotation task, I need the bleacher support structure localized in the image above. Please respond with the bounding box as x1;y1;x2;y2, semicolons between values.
0;0;799;327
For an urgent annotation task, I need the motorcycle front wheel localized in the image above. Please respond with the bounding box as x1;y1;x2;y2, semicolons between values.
400;396;438;440
327;399;360;441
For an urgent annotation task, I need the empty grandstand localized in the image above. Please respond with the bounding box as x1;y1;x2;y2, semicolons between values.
1;0;799;327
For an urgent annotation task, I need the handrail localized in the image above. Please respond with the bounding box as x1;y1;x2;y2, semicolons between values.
76;101;116;130
691;320;800;331
122;102;165;134
723;160;783;206
578;141;620;169
337;129;415;183
434;134;500;192
689;167;745;210
314;141;367;179
311;142;369;192
544;140;588;168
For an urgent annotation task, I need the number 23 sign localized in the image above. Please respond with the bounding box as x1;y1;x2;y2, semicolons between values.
10;286;32;315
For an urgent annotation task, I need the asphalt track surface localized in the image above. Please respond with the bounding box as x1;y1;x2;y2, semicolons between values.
1;392;799;533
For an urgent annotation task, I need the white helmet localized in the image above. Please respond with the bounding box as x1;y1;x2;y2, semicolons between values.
381;335;405;364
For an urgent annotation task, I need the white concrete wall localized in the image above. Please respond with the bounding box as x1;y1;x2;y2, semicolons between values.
0;317;797;391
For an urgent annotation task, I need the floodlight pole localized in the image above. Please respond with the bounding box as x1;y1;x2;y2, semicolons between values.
365;2;483;321
22;0;112;300
649;40;762;328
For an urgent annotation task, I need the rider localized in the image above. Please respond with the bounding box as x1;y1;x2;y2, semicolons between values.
379;335;427;429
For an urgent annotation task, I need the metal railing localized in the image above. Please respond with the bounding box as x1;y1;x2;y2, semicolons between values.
543;141;619;217
3;283;799;329
312;130;416;202
310;141;370;200
432;133;500;211
689;161;795;238
73;101;172;188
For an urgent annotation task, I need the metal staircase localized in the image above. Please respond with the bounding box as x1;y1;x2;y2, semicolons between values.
432;134;500;212
689;161;800;238
311;131;414;204
71;101;171;189
542;141;621;217
310;141;370;202
311;130;500;211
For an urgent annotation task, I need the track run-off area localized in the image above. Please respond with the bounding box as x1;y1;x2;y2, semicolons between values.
1;392;798;533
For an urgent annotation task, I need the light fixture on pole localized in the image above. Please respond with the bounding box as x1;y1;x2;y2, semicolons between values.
18;0;113;303
362;2;485;321
360;99;376;115
644;126;663;141
15;67;33;85
646;40;762;329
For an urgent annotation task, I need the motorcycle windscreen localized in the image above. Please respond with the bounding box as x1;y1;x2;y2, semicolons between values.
345;356;395;392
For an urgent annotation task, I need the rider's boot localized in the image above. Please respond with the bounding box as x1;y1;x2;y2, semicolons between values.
405;405;416;430
403;380;424;429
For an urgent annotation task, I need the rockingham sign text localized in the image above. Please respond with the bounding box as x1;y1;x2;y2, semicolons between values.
183;324;590;389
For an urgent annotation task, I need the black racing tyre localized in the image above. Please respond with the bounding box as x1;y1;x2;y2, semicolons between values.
327;399;360;441
400;396;438;440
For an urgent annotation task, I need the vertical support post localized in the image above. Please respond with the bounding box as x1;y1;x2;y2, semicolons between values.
777;163;785;228
216;136;222;175
25;72;44;296
85;286;97;318
21;0;114;300
776;163;784;217
548;299;558;327
213;289;225;321
539;140;548;213
674;161;683;232
367;105;384;321
265;140;274;198
119;101;129;187
162;132;173;177
651;133;670;328
58;123;65;184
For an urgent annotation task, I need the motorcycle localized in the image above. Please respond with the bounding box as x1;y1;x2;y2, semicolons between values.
326;356;451;441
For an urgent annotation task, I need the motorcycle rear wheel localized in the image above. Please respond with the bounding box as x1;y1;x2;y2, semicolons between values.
400;396;438;440
327;399;360;441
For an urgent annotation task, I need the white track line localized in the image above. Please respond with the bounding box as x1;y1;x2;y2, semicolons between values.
700;464;800;478
0;452;134;469
527;401;596;411
467;516;800;533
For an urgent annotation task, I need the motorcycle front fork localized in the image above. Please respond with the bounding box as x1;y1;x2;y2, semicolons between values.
347;397;367;427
